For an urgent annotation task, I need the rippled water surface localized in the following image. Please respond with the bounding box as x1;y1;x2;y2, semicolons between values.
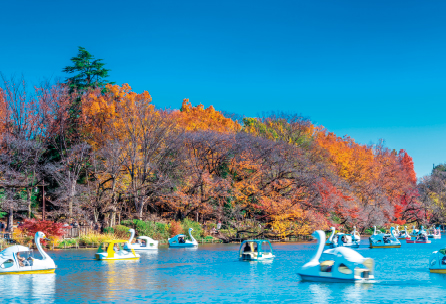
2;238;446;303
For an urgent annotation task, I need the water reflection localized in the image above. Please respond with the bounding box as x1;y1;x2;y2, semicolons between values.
0;273;55;303
32;273;56;301
308;283;332;304
3;241;446;303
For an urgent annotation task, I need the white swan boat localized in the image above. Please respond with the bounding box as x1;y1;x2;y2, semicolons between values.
95;240;140;260
0;232;56;274
325;227;359;248
298;230;374;282
351;226;361;244
239;240;275;261
397;226;410;240
433;227;442;239
427;226;441;239
429;248;446;273
407;225;431;243
369;227;401;248
168;228;198;248
124;229;158;251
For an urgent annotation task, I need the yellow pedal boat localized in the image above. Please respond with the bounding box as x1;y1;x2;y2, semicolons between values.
95;240;140;260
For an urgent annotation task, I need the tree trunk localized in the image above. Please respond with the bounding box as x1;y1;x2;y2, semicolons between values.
27;188;32;218
93;208;99;223
135;195;144;220
69;198;73;219
110;210;116;227
8;207;14;233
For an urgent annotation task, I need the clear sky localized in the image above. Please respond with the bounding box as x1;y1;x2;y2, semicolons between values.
1;0;445;177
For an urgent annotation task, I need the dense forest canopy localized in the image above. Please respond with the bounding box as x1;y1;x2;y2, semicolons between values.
0;47;440;237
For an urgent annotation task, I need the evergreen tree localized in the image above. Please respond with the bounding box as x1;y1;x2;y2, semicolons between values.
63;47;112;93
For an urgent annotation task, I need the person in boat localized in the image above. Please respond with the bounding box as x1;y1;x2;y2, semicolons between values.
141;239;146;247
341;235;347;243
113;244;120;252
243;242;251;252
178;236;185;243
16;252;30;267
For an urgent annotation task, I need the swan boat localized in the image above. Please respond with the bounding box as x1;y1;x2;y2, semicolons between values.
429;248;446;273
410;226;419;237
124;229;159;251
397;226;410;240
406;226;431;244
239;240;275;261
95;240;140;260
351;226;361;244
168;228;198;248
433;227;442;239
298;230;374;282
325;227;359;248
0;232;56;274
369;227;401;248
427;227;441;239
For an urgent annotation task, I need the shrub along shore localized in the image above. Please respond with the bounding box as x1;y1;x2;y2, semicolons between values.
0;218;317;251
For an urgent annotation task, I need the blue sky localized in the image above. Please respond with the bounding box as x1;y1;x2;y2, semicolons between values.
1;0;445;177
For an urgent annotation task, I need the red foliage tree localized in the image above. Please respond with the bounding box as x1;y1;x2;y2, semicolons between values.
168;221;183;237
20;219;67;239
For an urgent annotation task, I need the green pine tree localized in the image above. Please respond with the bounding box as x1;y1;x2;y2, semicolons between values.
63;46;112;93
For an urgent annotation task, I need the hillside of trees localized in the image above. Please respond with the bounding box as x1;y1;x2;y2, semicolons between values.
0;47;430;238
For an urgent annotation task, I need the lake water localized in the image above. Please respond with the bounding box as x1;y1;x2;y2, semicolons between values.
1;237;446;303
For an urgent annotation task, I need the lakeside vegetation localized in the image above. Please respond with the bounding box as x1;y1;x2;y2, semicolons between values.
0;47;442;241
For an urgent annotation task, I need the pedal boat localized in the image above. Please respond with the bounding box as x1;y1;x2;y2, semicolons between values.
298;230;374;282
239;240;275;261
406;226;431;243
369;227;401;248
351;226;361;244
326;227;359;248
124;229;158;251
95;240;140;260
433;227;442;239
0;231;56;275
429;248;446;273
428;227;441;239
168;228;198;248
410;225;419;237
397;226;410;240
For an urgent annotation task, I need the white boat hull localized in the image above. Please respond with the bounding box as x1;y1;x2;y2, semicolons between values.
169;243;197;248
298;274;373;283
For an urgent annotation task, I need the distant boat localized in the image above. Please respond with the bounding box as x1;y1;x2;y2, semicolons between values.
124;229;159;251
369;227;401;248
239;240;275;261
95;240;140;260
168;228;198;248
407;226;431;244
